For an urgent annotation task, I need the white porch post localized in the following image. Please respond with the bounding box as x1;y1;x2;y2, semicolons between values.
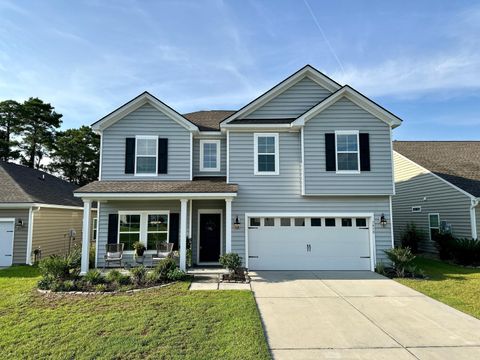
80;199;92;275
225;198;232;253
179;199;188;271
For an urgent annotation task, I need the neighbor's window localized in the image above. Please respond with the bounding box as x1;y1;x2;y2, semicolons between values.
200;140;220;172
146;214;169;250
325;218;336;227
356;218;367;227
429;213;440;241
280;218;291;226
118;214;141;250
250;218;260;227
311;218;322;227
336;131;359;172
254;133;279;175
341;218;352;227
136;136;157;174
264;218;275;226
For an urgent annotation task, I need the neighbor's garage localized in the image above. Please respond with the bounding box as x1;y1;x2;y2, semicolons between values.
247;215;373;271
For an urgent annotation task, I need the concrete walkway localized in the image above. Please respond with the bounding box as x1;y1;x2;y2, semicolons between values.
251;271;480;360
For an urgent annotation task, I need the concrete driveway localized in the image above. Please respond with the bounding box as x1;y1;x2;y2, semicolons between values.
251;271;480;360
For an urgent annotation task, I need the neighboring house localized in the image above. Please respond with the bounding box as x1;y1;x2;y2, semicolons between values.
392;141;480;253
74;65;402;274
0;161;92;266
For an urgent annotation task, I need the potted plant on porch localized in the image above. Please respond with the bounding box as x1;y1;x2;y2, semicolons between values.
133;242;146;264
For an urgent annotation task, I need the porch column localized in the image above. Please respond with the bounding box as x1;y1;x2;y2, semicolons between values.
225;198;232;253
179;199;188;271
80;199;92;275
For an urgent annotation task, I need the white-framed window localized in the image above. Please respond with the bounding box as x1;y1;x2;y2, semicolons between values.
335;130;360;173
118;211;169;252
200;139;220;172
135;135;158;175
254;133;279;175
92;217;98;241
429;213;440;241
412;206;422;213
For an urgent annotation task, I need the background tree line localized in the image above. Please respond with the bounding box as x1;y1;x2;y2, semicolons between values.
0;98;99;186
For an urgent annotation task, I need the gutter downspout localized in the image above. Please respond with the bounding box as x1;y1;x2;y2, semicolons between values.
25;206;40;265
471;199;479;240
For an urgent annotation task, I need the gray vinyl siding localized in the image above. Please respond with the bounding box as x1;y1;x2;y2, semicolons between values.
244;77;332;119
228;131;393;265
101;104;191;180
191;200;226;264
304;98;394;195
476;206;480;239
96;200;189;268
192;138;227;177
392;152;473;253
0;208;29;264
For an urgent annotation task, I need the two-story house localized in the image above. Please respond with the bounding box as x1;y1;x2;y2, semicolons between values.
75;65;402;274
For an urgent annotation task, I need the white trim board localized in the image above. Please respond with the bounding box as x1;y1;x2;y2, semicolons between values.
243;212;376;271
221;65;340;126
91;92;198;133
197;209;223;265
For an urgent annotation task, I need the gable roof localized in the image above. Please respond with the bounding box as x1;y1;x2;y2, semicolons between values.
183;110;235;131
221;65;341;126
0;161;82;206
294;85;402;128
91;91;199;133
393;141;480;197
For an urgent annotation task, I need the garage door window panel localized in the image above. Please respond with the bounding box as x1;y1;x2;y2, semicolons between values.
356;218;367;227
341;218;352;227
250;218;260;227
264;218;275;226
325;218;336;227
294;218;305;227
311;218;322;226
280;218;291;227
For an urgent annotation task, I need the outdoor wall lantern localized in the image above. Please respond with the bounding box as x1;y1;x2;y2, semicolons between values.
233;216;241;230
380;214;387;227
16;218;24;228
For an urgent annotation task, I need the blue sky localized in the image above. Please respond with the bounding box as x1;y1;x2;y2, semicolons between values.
0;0;479;140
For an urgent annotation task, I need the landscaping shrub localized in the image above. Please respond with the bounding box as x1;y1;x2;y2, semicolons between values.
166;268;188;281
84;269;103;285
94;284;107;292
400;223;423;253
38;255;71;281
105;269;130;285
384;247;416;278
452;238;480;266
130;266;147;285
375;261;387;276
219;253;242;273
153;258;178;281
433;232;456;260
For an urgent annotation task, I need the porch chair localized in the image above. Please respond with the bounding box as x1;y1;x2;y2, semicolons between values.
103;243;124;270
152;242;174;264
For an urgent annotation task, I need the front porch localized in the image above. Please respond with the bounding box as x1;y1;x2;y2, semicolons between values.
74;179;238;274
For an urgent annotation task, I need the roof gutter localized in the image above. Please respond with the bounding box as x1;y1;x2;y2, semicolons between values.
471;198;479;240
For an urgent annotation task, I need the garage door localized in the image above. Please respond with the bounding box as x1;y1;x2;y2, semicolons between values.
247;216;372;271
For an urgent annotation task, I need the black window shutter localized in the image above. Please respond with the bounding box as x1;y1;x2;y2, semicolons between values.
158;138;168;174
359;133;371;171
169;213;180;251
325;133;336;171
125;138;135;174
107;214;119;244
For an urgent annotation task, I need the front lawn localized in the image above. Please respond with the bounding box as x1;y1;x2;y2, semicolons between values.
0;266;269;359
396;257;480;319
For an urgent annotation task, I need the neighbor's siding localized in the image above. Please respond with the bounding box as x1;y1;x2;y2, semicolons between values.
228;130;393;264
392;152;473;253
192;137;227;177
31;208;84;258
96;200;189;268
476;205;480;239
0;208;29;264
304;98;394;195
244;77;332;119
101;103;191;180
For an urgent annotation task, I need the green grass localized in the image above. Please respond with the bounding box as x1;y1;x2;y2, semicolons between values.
0;266;269;360
396;257;480;319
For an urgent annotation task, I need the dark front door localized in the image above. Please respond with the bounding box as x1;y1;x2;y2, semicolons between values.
199;213;221;263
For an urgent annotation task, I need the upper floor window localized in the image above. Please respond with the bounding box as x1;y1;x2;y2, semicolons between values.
335;131;359;173
135;136;157;175
254;133;279;175
200;139;220;172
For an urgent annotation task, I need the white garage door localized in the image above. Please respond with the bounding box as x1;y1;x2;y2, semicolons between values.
247;216;372;271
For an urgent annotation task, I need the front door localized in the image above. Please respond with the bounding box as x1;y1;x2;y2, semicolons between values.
0;220;14;267
199;212;222;263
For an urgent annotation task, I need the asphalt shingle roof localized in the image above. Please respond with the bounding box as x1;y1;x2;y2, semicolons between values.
183;110;235;131
393;141;480;197
75;179;238;194
0;161;82;206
